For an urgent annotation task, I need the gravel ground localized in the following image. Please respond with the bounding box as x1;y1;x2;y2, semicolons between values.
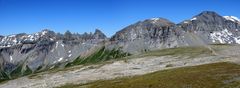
0;54;239;88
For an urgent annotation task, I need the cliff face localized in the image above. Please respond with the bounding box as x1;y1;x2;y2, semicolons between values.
110;18;184;53
111;18;176;41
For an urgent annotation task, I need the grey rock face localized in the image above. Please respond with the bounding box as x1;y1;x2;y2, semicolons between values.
179;11;239;31
110;11;240;54
110;18;185;54
94;29;107;39
0;29;57;48
0;35;4;40
179;11;240;44
0;29;107;73
111;18;175;41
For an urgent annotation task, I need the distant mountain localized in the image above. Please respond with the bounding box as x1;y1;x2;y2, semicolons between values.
110;18;183;53
0;29;107;76
0;29;107;48
93;29;107;39
111;18;175;41
179;11;240;44
0;11;240;79
109;11;240;53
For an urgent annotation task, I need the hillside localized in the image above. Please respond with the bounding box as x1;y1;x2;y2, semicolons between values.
0;45;240;87
58;62;240;88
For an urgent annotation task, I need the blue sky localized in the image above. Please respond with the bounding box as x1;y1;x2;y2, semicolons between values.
0;0;239;37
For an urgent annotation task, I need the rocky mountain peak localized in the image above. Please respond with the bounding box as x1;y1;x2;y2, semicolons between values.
0;29;107;48
197;11;220;17
93;29;107;39
193;11;225;23
178;11;240;44
0;35;3;38
0;29;57;48
110;17;176;41
41;29;50;35
180;11;223;25
143;18;175;26
180;11;233;32
192;11;240;24
38;29;56;37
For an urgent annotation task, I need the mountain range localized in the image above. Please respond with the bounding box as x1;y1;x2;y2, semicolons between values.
0;11;240;80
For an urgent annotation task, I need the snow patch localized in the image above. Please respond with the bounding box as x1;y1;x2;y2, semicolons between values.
42;30;48;35
50;49;54;52
50;38;54;41
234;37;240;44
190;17;197;21
29;35;35;41
10;56;13;62
150;18;160;21
58;57;63;62
184;21;189;24
224;16;240;22
150;18;160;23
68;51;71;53
13;39;17;43
35;33;39;36
55;41;59;48
7;45;11;47
61;44;64;47
8;35;16;37
210;29;234;44
68;54;72;57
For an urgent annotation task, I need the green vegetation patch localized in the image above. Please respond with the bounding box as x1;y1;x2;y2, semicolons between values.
57;62;240;88
0;69;10;83
142;46;214;58
0;63;33;83
65;47;131;67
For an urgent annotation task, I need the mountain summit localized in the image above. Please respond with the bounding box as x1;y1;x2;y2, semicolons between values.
111;18;175;41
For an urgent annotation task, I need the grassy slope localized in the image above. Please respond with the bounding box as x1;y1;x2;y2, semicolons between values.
28;47;130;79
143;46;213;57
57;62;240;88
65;46;131;67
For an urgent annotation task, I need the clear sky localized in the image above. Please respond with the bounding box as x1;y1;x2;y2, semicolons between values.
0;0;239;37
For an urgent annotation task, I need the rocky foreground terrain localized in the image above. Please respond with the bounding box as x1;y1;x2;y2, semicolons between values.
0;11;240;88
1;45;240;88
